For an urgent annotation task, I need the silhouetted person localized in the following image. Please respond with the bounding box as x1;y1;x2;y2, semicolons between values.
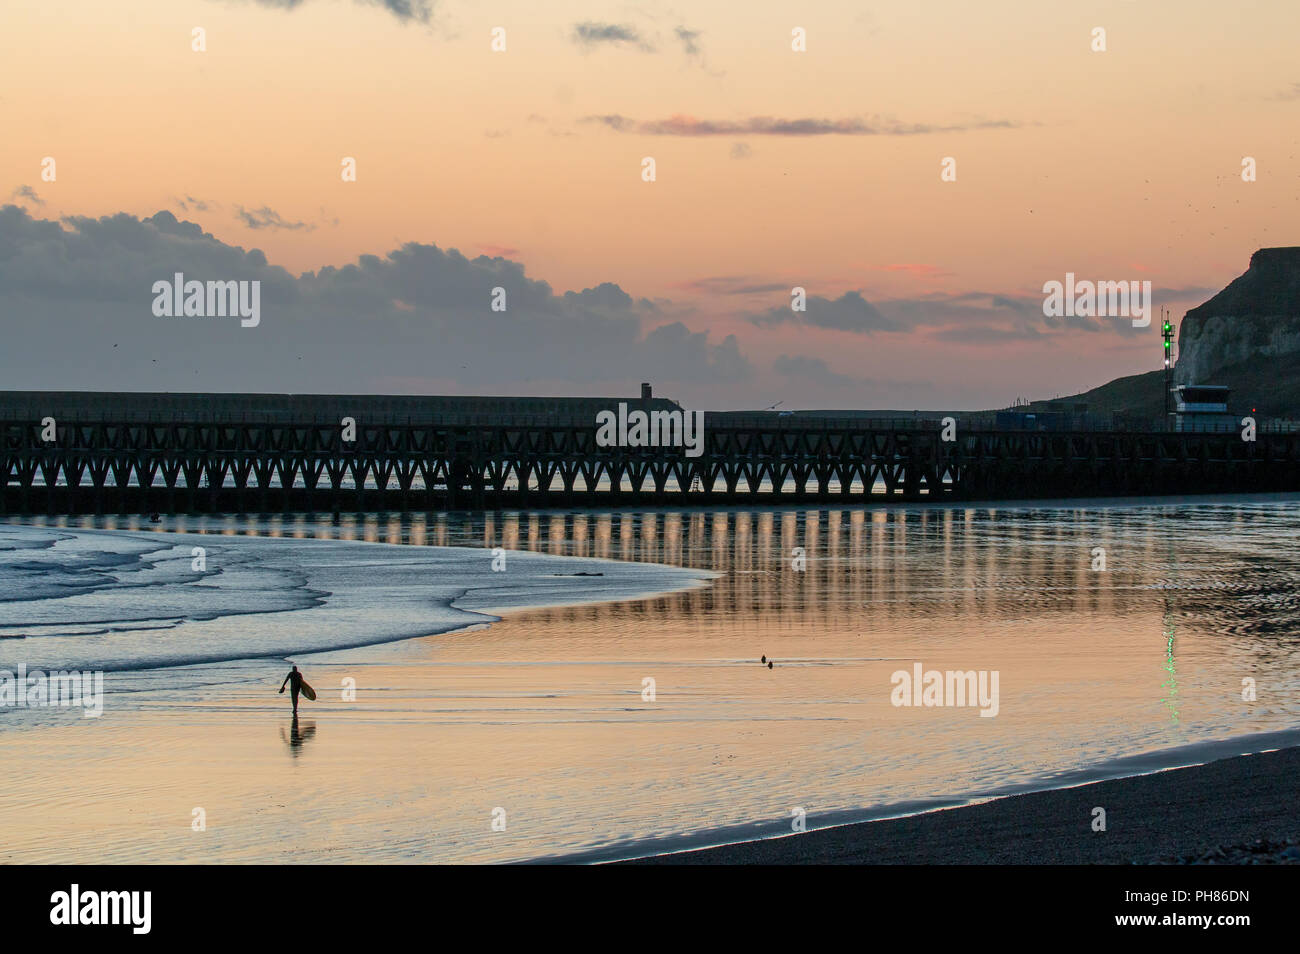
280;665;305;713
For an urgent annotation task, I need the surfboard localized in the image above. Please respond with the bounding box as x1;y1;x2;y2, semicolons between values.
299;679;316;702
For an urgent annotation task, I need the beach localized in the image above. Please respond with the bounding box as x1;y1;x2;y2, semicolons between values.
627;744;1300;864
5;500;1300;864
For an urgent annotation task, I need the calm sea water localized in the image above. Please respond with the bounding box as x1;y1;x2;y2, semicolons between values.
6;496;1300;862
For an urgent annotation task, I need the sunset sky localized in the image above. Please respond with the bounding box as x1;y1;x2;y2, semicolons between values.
2;0;1298;409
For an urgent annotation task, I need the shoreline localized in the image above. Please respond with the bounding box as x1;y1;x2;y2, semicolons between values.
5;508;1299;864
622;743;1300;865
0;521;714;677
536;726;1300;864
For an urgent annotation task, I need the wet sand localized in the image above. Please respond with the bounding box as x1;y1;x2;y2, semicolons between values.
8;504;1300;864
627;745;1300;864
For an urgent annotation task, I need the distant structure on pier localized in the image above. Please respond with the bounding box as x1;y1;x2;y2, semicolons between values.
1173;385;1234;433
994;401;1092;432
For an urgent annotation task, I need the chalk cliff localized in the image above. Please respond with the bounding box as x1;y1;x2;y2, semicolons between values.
1019;248;1300;420
1175;247;1300;384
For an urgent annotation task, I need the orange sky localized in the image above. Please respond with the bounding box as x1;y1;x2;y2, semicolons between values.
2;0;1298;408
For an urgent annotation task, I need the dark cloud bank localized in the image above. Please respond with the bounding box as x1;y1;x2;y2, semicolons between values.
0;205;750;395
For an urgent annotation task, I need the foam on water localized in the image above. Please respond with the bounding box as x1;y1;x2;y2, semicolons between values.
0;523;711;728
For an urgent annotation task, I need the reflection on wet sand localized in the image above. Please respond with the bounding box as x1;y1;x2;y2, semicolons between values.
281;715;316;755
10;498;1300;862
